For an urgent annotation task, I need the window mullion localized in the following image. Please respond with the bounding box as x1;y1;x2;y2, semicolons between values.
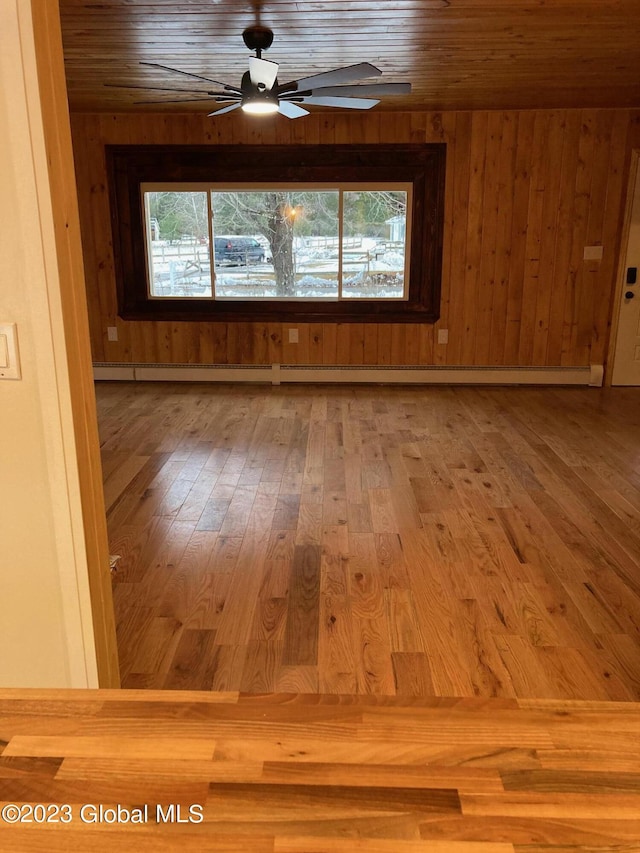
207;188;215;299
143;192;154;298
338;188;344;299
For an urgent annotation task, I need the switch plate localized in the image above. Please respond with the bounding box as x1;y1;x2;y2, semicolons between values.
288;328;299;343
437;329;449;344
107;326;118;342
0;323;21;379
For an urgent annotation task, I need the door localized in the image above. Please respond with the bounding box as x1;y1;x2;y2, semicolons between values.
612;157;640;385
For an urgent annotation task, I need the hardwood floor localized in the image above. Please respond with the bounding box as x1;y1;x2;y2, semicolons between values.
97;382;640;700
2;689;640;851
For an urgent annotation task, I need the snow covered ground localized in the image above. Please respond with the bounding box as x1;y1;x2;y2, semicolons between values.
149;237;406;299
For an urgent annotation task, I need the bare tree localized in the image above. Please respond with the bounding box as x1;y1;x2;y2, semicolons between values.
147;191;208;242
212;190;332;295
343;191;406;238
266;193;295;295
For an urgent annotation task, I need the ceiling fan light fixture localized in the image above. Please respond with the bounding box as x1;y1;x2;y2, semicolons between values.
241;94;279;115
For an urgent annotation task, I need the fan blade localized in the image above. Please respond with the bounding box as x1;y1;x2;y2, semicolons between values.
105;83;215;95
134;98;220;105
249;57;279;90
280;62;382;93
208;102;242;116
307;82;411;97
140;62;242;94
298;95;380;110
278;101;310;119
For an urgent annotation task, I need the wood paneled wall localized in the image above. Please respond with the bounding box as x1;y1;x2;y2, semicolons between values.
71;109;640;368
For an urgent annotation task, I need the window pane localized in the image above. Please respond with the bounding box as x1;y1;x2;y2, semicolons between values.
211;191;339;299
145;191;211;297
341;191;407;299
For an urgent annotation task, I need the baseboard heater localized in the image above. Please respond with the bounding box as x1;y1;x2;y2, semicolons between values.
93;363;603;386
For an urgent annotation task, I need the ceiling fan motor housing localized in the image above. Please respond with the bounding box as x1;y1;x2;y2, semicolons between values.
242;26;274;57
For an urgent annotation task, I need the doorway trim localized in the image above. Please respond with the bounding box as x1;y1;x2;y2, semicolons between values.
29;0;120;687
606;148;640;386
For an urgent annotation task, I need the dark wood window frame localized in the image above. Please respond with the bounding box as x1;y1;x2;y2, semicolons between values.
107;143;446;323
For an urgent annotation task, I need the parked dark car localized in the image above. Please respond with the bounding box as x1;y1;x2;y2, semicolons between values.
214;236;265;266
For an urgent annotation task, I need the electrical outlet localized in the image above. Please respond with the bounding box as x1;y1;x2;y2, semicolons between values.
583;245;603;260
437;329;449;344
288;328;299;343
107;326;118;342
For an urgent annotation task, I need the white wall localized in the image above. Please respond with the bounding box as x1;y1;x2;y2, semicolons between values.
0;0;99;686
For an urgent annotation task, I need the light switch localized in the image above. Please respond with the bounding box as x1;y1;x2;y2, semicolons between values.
0;334;8;368
0;323;21;380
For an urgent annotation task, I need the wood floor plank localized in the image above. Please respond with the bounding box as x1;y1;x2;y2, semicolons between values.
391;652;436;696
276;841;513;852
318;594;357;694
99;383;640;701
162;628;218;691
2;691;640;850
282;544;322;667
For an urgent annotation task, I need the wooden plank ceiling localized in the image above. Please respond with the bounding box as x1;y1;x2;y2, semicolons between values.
59;0;640;114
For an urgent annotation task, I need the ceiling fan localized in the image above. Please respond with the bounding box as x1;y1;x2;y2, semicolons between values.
109;25;411;119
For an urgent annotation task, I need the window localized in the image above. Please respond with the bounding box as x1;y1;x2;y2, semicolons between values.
143;185;410;301
108;144;445;323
